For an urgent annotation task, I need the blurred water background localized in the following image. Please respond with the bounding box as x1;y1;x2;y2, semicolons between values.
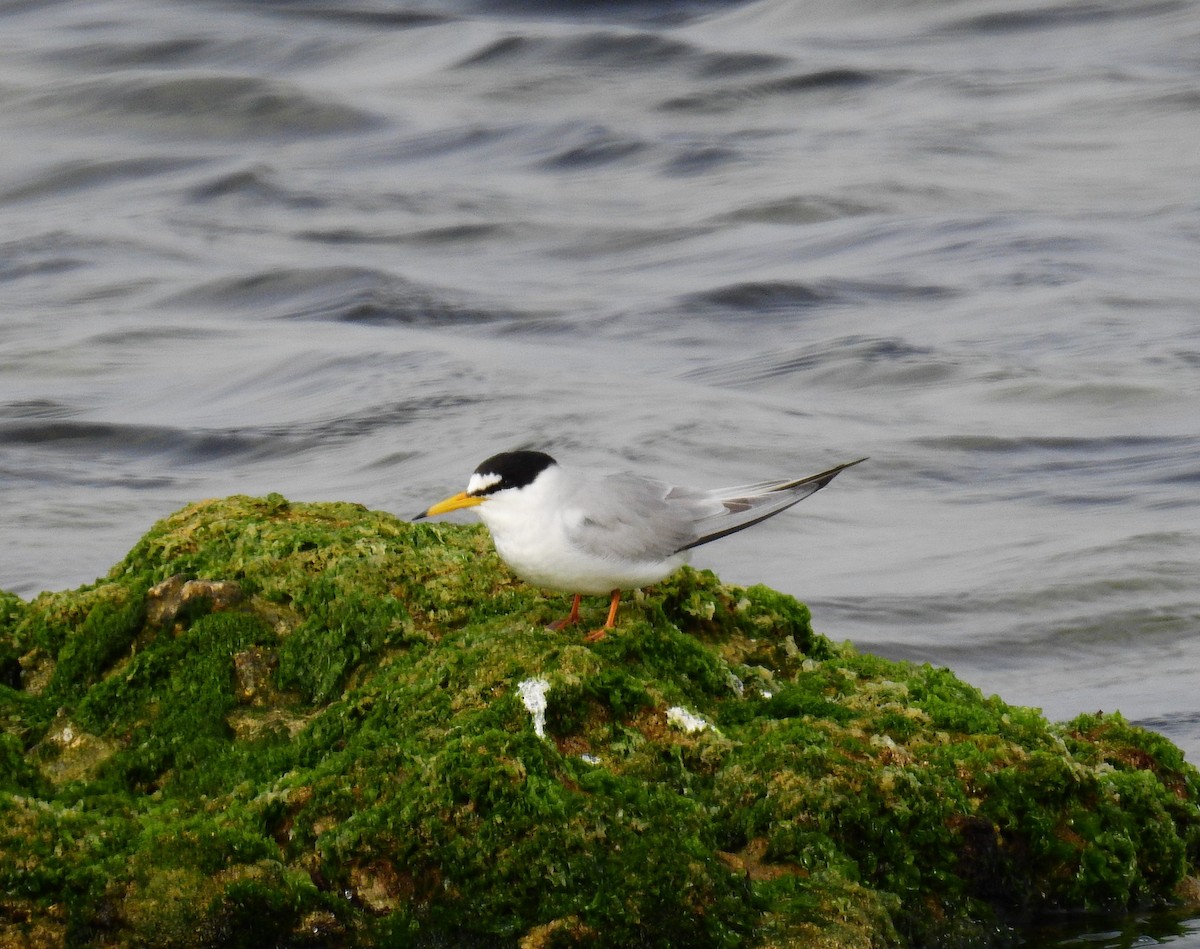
2;0;1199;942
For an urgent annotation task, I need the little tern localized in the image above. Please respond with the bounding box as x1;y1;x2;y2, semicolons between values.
415;450;864;640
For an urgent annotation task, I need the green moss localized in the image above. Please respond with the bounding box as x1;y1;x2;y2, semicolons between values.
0;590;24;686
276;581;409;703
2;497;1199;947
0;730;46;794
45;593;145;705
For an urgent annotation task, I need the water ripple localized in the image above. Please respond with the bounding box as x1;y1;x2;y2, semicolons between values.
31;74;379;139
166;267;511;326
660;68;883;113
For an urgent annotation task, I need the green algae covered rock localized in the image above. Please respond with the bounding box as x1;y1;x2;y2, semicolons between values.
2;495;1199;947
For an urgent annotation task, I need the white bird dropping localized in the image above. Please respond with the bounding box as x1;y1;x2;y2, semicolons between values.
517;678;551;739
666;706;710;734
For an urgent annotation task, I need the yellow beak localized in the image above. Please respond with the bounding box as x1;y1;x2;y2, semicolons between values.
415;491;485;520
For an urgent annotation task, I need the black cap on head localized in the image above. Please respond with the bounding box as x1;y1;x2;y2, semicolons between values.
470;450;557;495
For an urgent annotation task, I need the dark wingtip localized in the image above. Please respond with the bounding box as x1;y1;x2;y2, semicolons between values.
820;455;868;487
807;456;868;490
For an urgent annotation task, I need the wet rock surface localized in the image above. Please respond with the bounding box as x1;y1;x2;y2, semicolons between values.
1;495;1198;947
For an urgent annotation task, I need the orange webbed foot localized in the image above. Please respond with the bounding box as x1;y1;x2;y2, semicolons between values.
583;590;622;643
547;593;582;631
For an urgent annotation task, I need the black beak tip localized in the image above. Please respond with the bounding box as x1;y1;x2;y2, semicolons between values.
411;510;428;521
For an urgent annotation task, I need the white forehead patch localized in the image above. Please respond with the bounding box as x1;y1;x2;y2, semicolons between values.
467;471;502;496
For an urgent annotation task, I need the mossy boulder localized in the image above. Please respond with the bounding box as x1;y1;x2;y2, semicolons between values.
1;495;1198;947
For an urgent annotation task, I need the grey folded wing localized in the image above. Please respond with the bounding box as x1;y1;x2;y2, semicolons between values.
560;458;865;561
559;472;707;563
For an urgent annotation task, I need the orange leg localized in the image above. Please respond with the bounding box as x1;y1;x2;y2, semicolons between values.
547;593;582;631
583;589;622;643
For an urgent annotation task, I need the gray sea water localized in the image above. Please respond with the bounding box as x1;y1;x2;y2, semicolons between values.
3;0;1199;942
